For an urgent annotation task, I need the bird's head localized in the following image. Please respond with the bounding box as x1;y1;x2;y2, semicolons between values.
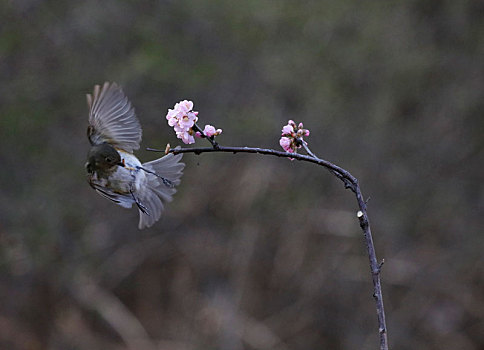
86;143;123;175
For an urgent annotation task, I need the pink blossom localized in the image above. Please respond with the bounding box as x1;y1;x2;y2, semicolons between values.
165;100;198;131
166;108;179;127
203;125;217;137
176;100;194;114
167;117;177;127
178;111;198;129
279;120;310;156
176;130;195;144
279;137;293;152
282;124;294;135
166;108;177;120
165;100;223;145
199;125;223;138
166;100;199;143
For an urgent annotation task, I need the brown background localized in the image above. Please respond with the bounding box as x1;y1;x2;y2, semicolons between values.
0;1;483;349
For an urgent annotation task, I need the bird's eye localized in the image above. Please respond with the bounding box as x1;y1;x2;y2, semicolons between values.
105;156;113;163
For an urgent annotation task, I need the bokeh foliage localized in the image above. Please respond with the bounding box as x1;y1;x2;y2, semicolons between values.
0;0;483;349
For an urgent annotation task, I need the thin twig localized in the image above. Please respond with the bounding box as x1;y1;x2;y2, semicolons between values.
147;144;389;350
300;139;318;159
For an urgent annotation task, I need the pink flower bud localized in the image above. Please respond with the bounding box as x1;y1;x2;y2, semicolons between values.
203;125;217;137
279;120;310;159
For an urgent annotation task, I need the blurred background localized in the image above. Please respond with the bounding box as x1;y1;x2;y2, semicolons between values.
1;0;483;349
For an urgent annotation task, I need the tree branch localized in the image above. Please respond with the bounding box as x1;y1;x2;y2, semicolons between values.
147;144;389;350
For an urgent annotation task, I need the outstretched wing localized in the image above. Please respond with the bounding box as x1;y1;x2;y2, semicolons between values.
89;180;135;209
87;82;142;153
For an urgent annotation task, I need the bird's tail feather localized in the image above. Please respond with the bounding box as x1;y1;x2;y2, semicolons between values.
137;153;185;229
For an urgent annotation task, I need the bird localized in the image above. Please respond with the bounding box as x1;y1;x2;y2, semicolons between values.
85;82;185;229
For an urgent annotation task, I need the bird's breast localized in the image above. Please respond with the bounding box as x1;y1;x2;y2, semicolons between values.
116;149;146;192
88;149;146;194
117;149;142;169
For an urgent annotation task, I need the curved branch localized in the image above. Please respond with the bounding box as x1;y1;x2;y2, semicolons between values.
147;144;389;350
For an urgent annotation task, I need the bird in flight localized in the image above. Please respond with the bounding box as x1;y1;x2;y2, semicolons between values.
85;82;185;229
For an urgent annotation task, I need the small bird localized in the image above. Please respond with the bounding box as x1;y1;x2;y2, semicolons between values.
85;82;185;229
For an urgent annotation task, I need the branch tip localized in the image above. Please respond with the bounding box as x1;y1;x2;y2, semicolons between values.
140;143;388;349
372;259;385;275
378;259;385;272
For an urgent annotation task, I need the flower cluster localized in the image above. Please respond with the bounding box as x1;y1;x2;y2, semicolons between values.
279;120;310;154
196;124;223;138
166;100;199;144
